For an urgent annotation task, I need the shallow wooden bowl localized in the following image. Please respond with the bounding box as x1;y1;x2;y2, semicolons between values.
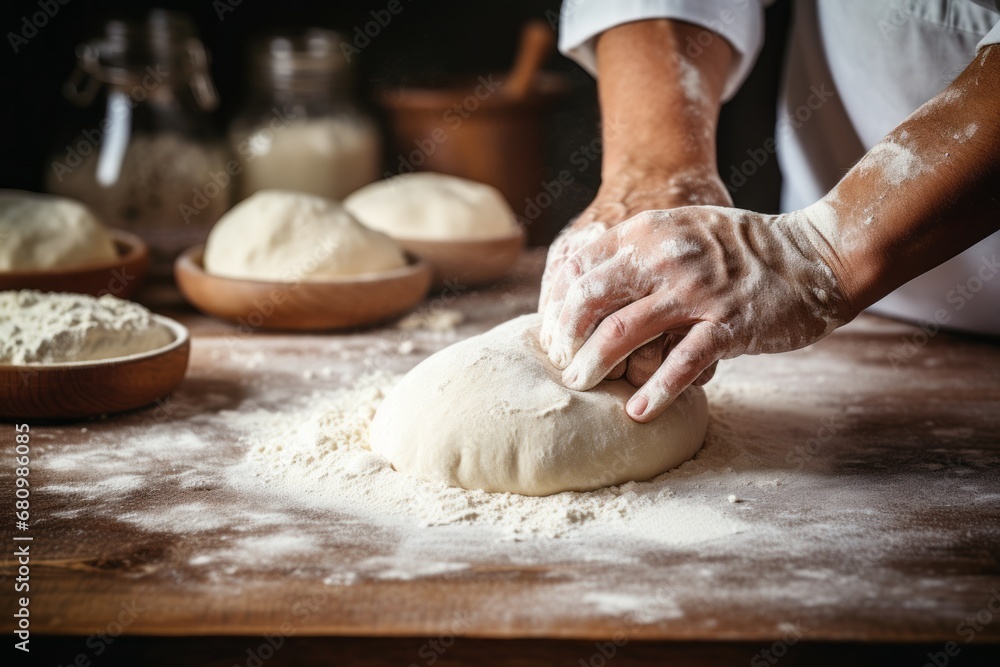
0;229;149;298
0;316;189;421
394;229;524;288
174;246;433;330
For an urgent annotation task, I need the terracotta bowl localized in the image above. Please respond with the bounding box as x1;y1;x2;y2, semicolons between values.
174;246;433;330
393;229;525;289
0;229;149;298
0;315;190;421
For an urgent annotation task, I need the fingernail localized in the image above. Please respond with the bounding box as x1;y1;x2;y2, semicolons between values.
562;365;579;389
627;395;648;419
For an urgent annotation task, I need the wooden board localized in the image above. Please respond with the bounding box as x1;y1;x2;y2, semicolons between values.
2;251;999;665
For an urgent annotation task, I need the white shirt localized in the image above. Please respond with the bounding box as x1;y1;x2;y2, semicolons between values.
560;0;1000;335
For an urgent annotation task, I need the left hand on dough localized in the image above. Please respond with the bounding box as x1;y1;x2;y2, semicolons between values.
539;205;853;422
539;169;733;386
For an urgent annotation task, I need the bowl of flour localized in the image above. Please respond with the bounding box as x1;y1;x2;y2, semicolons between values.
0;290;189;419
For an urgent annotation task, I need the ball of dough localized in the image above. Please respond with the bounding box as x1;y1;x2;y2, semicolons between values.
344;172;519;241
204;190;407;281
0;190;118;271
370;314;708;496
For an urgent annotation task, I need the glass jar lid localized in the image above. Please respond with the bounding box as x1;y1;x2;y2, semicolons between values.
63;10;218;110
249;29;353;94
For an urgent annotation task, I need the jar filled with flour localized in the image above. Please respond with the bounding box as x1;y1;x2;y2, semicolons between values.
46;11;228;275
229;30;381;201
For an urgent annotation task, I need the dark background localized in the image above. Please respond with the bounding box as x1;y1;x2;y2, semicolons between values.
0;0;791;243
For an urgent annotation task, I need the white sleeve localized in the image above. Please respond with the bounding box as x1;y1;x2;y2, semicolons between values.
558;0;770;101
978;19;1000;50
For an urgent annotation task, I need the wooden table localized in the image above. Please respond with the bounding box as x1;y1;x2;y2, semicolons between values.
4;251;1000;666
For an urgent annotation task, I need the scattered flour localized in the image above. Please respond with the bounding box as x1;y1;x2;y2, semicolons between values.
0;290;174;364
227;371;746;541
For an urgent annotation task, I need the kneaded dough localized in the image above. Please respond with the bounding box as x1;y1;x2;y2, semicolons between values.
0;190;118;271
370;314;708;496
204;190;407;281
344;172;519;241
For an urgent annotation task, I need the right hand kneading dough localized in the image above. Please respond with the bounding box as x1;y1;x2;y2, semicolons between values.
204;190;407;281
370;314;708;496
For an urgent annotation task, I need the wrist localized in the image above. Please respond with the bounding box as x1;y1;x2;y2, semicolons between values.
598;165;732;208
782;200;867;322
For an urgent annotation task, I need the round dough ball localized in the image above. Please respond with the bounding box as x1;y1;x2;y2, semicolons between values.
204;190;407;281
344;172;519;241
370;314;708;496
0;190;118;271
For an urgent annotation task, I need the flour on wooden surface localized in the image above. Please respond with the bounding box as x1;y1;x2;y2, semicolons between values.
228;370;742;540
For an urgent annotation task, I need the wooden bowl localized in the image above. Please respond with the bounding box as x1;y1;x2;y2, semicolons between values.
0;229;149;299
174;246;433;330
394;229;524;288
0;316;189;421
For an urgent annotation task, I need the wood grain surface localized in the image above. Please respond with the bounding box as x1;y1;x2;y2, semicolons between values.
2;251;999;666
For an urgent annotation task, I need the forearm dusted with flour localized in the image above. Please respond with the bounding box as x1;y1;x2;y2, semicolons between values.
595;19;731;187
803;45;1000;315
540;19;734;310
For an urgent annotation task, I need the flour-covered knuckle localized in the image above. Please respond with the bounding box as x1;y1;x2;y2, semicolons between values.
540;250;598;355
624;335;667;387
561;298;665;391
692;361;718;386
548;258;648;370
538;219;609;312
607;358;628;380
632;322;722;421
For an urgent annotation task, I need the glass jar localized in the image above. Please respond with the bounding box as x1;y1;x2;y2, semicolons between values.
229;29;382;202
46;10;228;275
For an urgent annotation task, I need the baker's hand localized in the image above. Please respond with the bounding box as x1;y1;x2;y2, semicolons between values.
538;169;732;311
539;170;733;384
539;205;854;422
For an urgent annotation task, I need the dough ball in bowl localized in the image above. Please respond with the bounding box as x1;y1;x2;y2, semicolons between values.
203;190;407;281
371;314;708;496
344;172;519;241
0;190;118;271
